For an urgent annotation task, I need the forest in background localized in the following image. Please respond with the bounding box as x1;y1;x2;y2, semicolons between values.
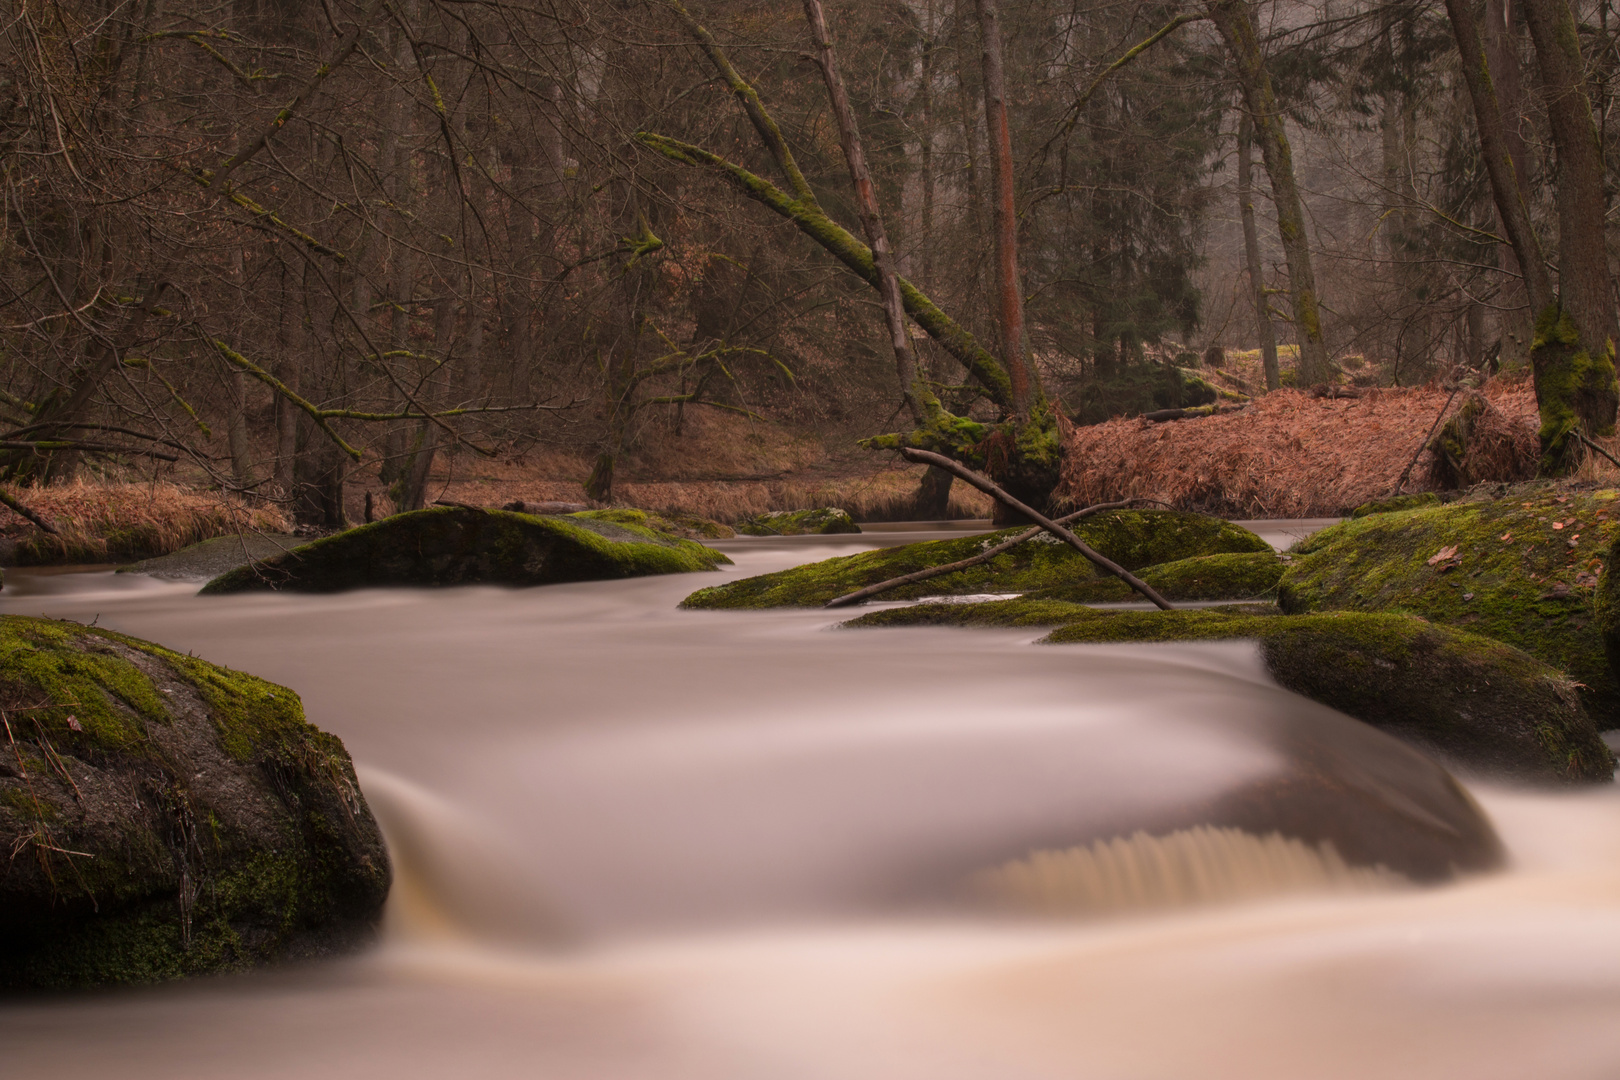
3;0;1619;527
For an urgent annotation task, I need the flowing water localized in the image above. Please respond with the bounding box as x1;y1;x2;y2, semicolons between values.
4;526;1620;1079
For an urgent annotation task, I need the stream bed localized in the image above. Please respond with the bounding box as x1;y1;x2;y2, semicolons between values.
3;525;1620;1079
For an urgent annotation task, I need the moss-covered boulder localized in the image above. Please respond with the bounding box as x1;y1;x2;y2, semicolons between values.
1031;550;1284;604
0;616;390;990
1350;492;1441;518
683;510;1271;609
1277;489;1620;725
1038;610;1613;785
201;506;730;594
735;508;861;536
572;507;735;540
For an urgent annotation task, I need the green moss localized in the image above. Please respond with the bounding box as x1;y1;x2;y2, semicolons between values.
1531;305;1619;473
0;617;170;754
1351;492;1441;519
683;510;1271;609
0;615;389;991
735;507;861;536
572;507;735;540
1032;551;1284;604
1277;489;1620;724
840;599;1283;630
201;506;729;594
841;598;1101;629
1041;610;1613;784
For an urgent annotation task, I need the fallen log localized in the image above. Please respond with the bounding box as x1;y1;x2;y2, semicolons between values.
896;448;1174;610
824;498;1150;608
1142;404;1248;423
503;500;591;515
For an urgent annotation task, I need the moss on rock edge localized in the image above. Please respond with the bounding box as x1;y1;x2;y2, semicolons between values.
735;508;861;536
201;506;729;594
572;507;735;540
1277;490;1620;725
1039;610;1613;785
0;615;389;990
682;510;1270;609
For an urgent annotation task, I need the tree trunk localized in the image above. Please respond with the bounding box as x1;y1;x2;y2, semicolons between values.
387;420;437;512
974;0;1037;419
1445;0;1617;469
1519;0;1620;358
803;0;927;423
1208;0;1332;387
1483;0;1534;362
292;412;347;528
1236;114;1280;391
914;464;955;519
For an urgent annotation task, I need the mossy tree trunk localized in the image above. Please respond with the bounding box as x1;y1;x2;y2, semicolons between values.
1519;0;1620;465
1208;0;1332;388
1445;0;1618;472
644;1;1064;518
1236;114;1280;392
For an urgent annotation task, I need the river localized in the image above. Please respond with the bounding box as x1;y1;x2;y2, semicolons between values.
3;523;1620;1079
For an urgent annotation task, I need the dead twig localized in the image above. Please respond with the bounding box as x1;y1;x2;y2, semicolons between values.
825;498;1155;608
897;449;1174;610
1575;429;1620;471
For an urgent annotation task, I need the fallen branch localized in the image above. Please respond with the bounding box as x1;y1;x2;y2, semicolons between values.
897;448;1174;610
0;487;59;535
825;498;1152;608
0;440;180;462
1394;384;1460;495
1575;429;1620;470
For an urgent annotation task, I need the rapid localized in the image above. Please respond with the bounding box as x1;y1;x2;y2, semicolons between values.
4;523;1620;1080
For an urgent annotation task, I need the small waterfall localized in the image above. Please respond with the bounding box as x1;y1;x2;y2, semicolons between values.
972;825;1408;915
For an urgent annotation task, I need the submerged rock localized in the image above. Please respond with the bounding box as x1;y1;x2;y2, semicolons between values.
735;507;861;536
120;533;302;580
1277;488;1620;725
1039;610;1613;785
0;615;390;990
200;506;730;594
683;510;1270;609
573;507;736;540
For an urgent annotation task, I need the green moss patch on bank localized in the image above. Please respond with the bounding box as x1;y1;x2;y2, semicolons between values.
0;615;389;990
1277;489;1620;725
201;505;729;594
682;510;1270;609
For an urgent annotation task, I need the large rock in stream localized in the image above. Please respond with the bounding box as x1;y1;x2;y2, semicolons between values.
841;603;1614;785
0;615;389;990
201;505;730;594
1277;486;1620;725
682;509;1270;609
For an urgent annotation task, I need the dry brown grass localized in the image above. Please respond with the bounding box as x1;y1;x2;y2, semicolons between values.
2;481;290;565
415;409;994;522
429;465;993;522
1058;376;1551;518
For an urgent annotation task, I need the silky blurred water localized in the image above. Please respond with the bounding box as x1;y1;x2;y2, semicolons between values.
2;525;1618;1080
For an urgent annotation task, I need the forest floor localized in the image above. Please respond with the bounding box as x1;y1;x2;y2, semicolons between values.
11;372;1620;566
1059;373;1620;518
